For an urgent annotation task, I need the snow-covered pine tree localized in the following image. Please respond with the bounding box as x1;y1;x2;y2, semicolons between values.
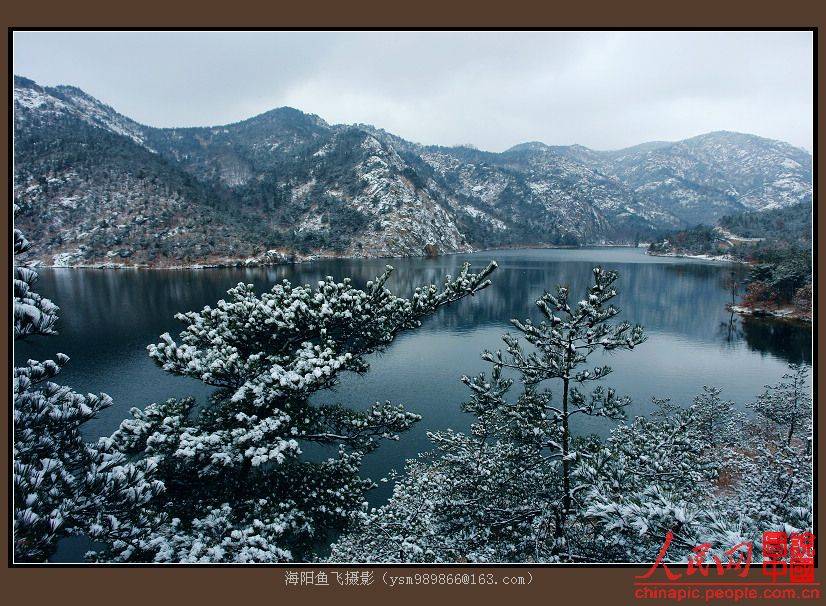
97;261;497;562
735;364;813;534
690;386;740;448
483;266;645;536
331;266;645;562
13;222;163;562
749;364;810;448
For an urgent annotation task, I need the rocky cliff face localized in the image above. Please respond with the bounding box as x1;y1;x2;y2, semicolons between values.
13;76;813;267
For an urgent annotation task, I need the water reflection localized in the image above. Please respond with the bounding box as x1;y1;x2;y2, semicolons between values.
718;311;744;350
740;316;812;365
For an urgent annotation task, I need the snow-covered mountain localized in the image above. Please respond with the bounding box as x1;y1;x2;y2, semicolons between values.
13;75;813;267
594;131;813;224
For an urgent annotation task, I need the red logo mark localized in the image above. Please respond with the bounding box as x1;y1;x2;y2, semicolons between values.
638;530;814;583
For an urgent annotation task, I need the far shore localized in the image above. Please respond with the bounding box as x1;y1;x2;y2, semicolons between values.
729;304;812;324
19;242;652;271
644;250;745;264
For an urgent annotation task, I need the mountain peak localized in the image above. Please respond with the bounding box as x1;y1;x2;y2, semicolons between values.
686;130;766;143
676;130;811;159
13;75;40;90
50;84;99;102
504;141;551;153
241;106;330;130
13;76;152;150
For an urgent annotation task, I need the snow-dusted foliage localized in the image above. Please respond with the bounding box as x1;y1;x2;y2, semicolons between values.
578;397;733;561
583;366;813;562
13;222;163;562
14;227;58;338
331;267;647;562
737;365;813;532
331;271;812;564
96;261;497;562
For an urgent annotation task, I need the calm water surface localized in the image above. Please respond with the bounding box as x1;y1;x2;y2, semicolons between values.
16;248;812;523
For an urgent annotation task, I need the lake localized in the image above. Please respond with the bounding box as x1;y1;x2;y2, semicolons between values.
16;247;812;524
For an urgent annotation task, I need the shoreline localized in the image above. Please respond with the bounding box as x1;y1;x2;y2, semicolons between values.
649;251;810;324
729;304;812;324
644;250;745;264
20;243;648;271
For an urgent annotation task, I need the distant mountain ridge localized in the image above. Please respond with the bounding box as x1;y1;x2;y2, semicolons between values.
13;75;813;267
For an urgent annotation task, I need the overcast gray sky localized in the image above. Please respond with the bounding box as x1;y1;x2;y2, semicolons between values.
13;31;813;152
